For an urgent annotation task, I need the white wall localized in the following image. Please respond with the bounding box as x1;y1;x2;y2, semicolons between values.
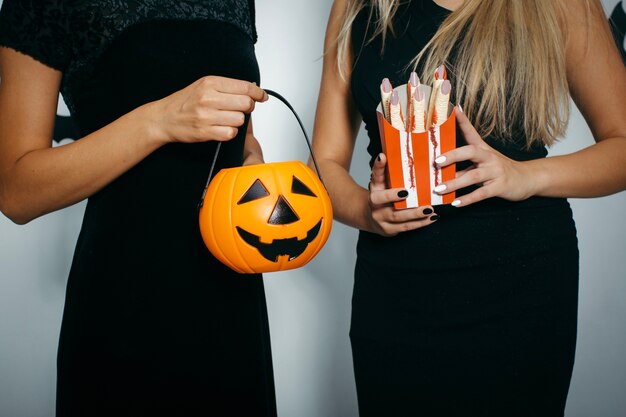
1;1;625;416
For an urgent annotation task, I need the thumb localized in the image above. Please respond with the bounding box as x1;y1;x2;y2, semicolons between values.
369;153;388;191
455;106;485;146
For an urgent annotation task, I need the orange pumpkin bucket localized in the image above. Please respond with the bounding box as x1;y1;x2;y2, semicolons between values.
198;90;333;274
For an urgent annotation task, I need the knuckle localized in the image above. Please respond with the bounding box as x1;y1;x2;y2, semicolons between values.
246;81;256;95
227;127;239;139
467;170;481;183
199;76;214;88
204;128;219;141
198;93;215;106
216;127;237;141
244;97;255;112
370;191;383;206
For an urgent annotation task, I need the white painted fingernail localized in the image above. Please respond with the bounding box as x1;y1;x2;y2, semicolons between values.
433;184;447;193
435;155;446;164
451;199;461;207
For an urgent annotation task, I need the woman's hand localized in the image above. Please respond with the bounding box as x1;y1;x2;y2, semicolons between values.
148;76;268;145
0;46;271;224
433;107;537;207
367;153;438;236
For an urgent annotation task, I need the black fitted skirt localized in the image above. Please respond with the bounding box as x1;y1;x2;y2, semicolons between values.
350;197;579;417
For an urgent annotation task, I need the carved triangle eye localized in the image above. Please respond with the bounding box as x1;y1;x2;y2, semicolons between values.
291;176;317;197
268;195;299;225
238;179;270;205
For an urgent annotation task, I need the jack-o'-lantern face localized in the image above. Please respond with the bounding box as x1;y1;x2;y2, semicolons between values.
199;161;333;274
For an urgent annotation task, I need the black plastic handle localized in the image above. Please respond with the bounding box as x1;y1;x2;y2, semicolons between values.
198;89;324;209
263;89;323;182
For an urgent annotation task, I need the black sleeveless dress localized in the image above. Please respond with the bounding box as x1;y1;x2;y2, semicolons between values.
349;2;579;416
0;1;277;416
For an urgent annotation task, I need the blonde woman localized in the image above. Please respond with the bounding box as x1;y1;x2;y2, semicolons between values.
311;0;626;415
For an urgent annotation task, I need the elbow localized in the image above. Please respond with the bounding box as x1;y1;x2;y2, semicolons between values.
0;171;37;224
0;193;34;225
1;208;33;226
0;207;32;226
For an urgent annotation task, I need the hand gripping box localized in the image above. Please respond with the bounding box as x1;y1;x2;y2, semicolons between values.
376;83;456;209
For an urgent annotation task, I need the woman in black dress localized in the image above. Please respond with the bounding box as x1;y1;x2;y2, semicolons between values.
312;0;626;415
0;1;276;416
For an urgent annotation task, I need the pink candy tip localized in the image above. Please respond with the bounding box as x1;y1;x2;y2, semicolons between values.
382;78;392;93
441;79;451;94
391;90;399;105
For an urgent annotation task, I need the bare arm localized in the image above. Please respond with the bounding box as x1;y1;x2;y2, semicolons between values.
0;47;267;224
311;0;436;235
310;0;365;229
242;118;264;166
530;0;626;197
435;0;626;207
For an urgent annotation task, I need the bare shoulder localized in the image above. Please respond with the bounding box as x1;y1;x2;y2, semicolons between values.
331;0;350;13
560;0;617;63
326;0;351;46
0;47;62;165
558;0;626;141
0;46;61;97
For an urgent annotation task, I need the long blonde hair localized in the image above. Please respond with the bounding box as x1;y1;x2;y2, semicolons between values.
336;0;579;147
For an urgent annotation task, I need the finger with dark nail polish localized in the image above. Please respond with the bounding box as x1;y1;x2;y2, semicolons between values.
423;208;433;215
397;190;408;198
430;214;440;221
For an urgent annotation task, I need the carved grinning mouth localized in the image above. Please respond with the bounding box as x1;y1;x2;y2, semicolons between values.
236;220;323;262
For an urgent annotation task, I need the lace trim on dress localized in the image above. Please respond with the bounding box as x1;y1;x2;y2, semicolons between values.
0;0;256;114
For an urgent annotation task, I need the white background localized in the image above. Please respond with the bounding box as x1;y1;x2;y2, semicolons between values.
1;1;625;416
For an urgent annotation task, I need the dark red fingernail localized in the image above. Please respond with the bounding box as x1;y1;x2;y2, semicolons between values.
397;190;408;198
423;208;433;215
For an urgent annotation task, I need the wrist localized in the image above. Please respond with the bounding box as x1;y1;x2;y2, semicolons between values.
136;99;171;147
524;158;550;198
356;188;376;232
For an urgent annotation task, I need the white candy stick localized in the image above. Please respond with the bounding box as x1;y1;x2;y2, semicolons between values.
406;72;417;132
389;90;405;130
380;78;393;123
427;65;447;130
434;80;451;127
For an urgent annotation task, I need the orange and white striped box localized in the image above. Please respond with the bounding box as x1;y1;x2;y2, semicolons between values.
376;83;456;209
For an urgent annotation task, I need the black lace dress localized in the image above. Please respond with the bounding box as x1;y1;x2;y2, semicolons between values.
0;1;276;416
349;1;579;416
